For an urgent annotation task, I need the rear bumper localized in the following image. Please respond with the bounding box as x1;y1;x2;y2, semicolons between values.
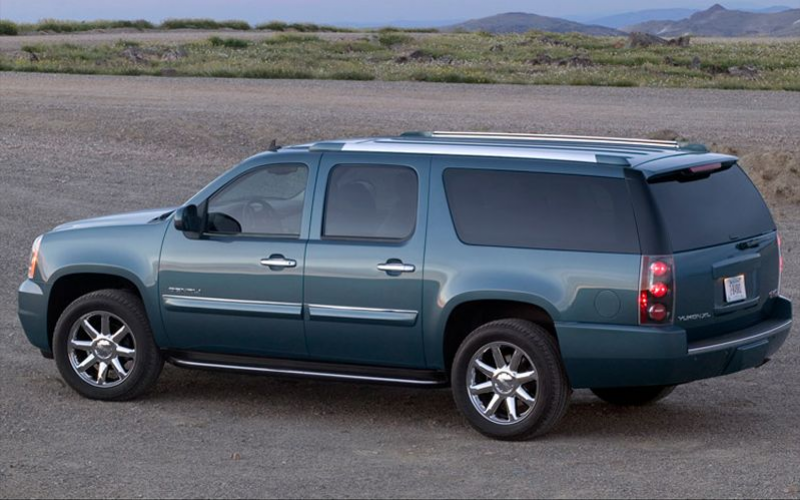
558;297;792;389
18;279;50;354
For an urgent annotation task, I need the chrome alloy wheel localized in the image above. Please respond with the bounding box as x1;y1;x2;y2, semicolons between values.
467;341;538;425
67;311;136;388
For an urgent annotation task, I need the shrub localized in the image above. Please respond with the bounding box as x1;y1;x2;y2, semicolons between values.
0;20;18;36
208;36;250;48
256;21;288;31
378;32;413;47
263;34;320;44
218;20;251;30
161;18;250;30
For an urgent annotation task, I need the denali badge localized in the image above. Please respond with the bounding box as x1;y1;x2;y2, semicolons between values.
167;286;202;295
678;312;713;322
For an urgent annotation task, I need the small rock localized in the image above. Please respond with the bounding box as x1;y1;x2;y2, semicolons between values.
161;48;187;62
691;56;702;69
727;65;759;78
626;32;667;49
667;35;691;47
528;53;554;65
557;55;593;68
121;47;148;64
539;35;574;48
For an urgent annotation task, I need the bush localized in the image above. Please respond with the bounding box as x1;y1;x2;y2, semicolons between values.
256;21;352;33
0;20;18;36
378;32;413;47
218;20;251;30
160;18;251;30
29;19;155;33
208;36;250;48
256;21;288;31
263;34;320;44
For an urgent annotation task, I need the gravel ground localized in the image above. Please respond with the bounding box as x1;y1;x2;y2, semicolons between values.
0;72;798;499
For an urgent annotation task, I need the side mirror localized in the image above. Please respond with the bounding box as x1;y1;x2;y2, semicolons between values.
174;205;203;235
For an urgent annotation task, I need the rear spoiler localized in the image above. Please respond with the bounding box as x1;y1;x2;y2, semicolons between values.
635;153;739;183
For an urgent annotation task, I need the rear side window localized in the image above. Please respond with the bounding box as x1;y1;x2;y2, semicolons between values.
323;164;418;241
648;165;774;252
443;169;640;253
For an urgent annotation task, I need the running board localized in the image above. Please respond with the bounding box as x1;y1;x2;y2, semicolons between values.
167;351;447;387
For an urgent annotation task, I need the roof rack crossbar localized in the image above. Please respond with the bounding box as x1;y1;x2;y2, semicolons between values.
401;131;681;149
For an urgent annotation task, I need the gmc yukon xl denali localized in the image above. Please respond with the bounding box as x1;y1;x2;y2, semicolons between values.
19;131;792;440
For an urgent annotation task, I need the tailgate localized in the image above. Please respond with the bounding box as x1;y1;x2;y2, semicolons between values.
646;163;780;342
673;233;780;342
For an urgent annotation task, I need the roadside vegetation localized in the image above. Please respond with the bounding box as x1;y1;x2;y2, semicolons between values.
0;18;439;34
2;31;798;91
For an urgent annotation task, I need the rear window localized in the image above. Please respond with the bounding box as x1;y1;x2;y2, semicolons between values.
443;169;640;253
649;165;775;252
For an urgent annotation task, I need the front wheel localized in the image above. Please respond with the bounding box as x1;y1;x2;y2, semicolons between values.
53;289;164;401
451;319;571;441
590;385;676;406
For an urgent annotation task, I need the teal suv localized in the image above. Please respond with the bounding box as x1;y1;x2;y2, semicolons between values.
19;131;792;440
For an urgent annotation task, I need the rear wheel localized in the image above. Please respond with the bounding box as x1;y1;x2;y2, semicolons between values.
452;319;571;440
591;385;676;406
53;289;163;401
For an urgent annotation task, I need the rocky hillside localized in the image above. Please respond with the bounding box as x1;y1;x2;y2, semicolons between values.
626;4;800;37
443;12;624;36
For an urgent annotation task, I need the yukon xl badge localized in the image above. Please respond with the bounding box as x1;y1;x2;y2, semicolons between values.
678;312;713;322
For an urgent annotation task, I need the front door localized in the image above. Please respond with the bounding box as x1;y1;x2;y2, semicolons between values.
159;158;316;358
303;153;430;368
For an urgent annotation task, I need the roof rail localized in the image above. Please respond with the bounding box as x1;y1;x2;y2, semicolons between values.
401;131;682;149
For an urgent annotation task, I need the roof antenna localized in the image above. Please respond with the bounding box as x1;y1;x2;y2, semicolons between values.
268;139;280;152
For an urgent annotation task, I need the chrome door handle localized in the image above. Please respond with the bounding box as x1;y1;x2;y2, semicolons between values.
377;262;416;274
260;256;297;268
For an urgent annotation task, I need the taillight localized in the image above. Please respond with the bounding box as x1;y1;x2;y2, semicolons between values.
28;235;42;280
639;255;674;325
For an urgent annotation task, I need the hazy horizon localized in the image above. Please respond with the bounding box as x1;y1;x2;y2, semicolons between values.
0;0;796;25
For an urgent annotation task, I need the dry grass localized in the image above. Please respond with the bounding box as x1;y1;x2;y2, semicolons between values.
1;31;798;91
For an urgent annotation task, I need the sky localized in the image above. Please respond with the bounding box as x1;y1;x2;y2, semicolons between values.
0;0;795;25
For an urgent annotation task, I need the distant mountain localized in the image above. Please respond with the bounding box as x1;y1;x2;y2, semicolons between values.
443;12;625;36
749;5;795;13
625;4;800;37
588;9;699;29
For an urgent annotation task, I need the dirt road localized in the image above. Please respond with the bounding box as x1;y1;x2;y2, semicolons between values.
1;72;798;498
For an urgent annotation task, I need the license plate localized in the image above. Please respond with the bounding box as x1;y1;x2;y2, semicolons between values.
724;275;747;303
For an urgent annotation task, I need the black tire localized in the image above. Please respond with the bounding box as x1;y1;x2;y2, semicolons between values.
53;289;164;401
451;319;571;441
590;385;676;406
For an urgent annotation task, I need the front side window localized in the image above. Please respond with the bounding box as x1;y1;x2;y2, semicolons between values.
323;164;418;241
206;163;308;236
443;168;640;253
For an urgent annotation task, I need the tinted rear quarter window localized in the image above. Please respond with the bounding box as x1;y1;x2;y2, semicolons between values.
443;169;640;253
648;165;775;252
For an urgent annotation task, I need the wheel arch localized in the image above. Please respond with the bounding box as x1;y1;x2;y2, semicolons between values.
438;292;561;374
46;266;163;350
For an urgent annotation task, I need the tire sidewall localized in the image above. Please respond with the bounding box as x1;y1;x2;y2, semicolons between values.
53;291;157;400
452;321;566;440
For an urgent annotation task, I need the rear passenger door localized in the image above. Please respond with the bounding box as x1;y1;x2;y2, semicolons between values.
303;154;430;368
